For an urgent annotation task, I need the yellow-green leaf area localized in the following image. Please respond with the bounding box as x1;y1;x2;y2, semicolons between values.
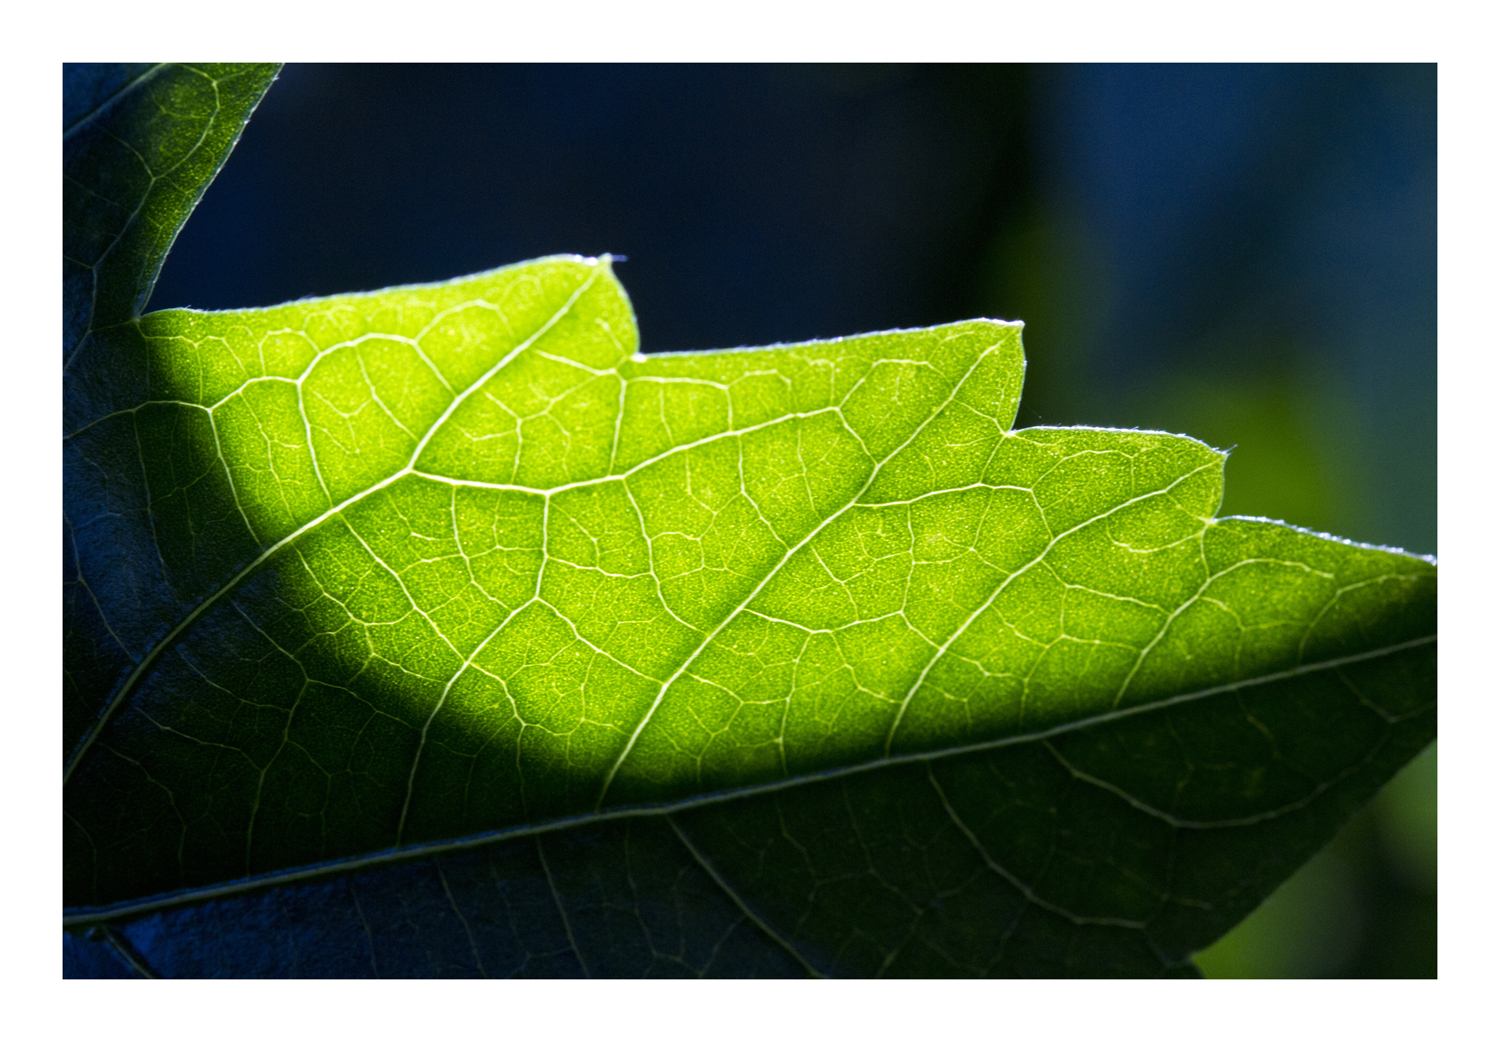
68;253;1434;909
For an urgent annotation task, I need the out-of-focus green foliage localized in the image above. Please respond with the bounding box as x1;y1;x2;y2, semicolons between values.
1196;743;1436;976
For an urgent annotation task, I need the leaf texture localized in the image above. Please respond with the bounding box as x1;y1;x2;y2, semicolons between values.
63;63;280;361
65;62;280;759
62;65;1436;978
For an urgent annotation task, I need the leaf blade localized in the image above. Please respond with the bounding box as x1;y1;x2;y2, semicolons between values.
64;62;279;764
65;625;1431;976
64;63;279;355
63;65;1436;977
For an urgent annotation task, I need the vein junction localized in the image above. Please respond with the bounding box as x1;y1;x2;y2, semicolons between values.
64;256;1437;896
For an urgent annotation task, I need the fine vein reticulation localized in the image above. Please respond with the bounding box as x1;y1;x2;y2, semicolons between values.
64;64;1435;976
65;255;1434;925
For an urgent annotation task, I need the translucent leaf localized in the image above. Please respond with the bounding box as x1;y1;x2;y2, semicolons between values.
63;64;1435;978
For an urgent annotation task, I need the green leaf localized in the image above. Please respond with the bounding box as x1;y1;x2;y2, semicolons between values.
63;65;1435;977
64;63;280;361
64;61;278;775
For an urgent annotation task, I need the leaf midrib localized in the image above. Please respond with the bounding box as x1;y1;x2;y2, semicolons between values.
60;630;1435;928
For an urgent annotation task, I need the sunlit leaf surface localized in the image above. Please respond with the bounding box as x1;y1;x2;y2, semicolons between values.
63;64;1435;978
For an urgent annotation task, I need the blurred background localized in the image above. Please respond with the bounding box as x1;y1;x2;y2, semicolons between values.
149;63;1437;977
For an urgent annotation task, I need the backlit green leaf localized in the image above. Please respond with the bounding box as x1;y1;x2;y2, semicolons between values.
63;65;1435;978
